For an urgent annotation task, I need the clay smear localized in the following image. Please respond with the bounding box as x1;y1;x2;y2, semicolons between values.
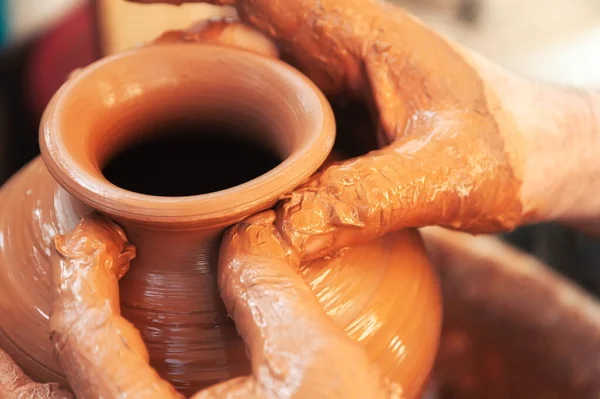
50;215;182;399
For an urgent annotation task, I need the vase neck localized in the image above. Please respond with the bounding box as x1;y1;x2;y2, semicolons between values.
119;222;222;274
114;218;249;391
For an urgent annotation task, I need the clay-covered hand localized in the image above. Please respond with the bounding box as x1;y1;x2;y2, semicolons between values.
50;215;182;399
194;210;402;399
46;214;400;399
127;0;595;258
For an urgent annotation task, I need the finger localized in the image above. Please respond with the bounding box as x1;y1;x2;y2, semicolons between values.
152;18;279;59
213;210;395;398
270;4;526;256
50;215;182;399
0;349;73;399
276;120;523;260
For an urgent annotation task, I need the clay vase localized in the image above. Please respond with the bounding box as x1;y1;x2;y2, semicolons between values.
0;44;441;398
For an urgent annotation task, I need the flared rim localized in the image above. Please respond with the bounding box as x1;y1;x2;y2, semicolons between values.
40;44;335;227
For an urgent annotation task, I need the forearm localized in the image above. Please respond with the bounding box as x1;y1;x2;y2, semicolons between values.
461;45;600;227
533;87;600;224
500;79;600;225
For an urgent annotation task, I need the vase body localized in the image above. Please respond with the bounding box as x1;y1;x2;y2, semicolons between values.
0;44;441;398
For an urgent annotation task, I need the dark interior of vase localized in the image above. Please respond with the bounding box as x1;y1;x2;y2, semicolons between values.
102;121;282;197
101;99;376;198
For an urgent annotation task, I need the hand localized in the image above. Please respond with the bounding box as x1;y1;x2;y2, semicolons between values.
44;215;400;399
130;0;572;259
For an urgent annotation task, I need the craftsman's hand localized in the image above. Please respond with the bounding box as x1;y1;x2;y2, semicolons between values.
134;0;600;255
42;215;399;399
194;210;401;399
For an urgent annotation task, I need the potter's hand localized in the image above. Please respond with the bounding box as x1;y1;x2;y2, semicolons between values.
193;211;401;399
131;0;600;257
50;215;183;399
47;215;400;399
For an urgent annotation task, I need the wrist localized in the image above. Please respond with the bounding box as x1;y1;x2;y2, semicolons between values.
515;84;600;224
458;47;600;226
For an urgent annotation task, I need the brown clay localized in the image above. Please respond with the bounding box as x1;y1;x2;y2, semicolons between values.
212;212;439;398
50;215;181;399
119;3;600;397
128;1;525;243
49;214;433;398
0;42;441;398
8;0;597;394
118;0;600;397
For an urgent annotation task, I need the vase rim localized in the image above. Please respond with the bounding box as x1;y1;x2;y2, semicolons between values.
40;44;335;227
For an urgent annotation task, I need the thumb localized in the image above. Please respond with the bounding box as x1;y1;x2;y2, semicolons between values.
276;122;523;260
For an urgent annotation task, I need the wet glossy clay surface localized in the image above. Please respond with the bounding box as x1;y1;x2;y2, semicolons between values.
51;0;600;396
0;43;441;398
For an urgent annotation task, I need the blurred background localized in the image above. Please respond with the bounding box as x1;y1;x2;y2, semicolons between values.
0;0;599;293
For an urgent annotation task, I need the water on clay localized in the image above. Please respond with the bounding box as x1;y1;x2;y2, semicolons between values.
102;123;282;197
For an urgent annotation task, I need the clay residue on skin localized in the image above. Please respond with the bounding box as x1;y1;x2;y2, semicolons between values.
46;213;406;399
49;214;182;399
137;0;526;258
137;0;600;233
208;210;403;399
235;0;524;257
0;349;72;399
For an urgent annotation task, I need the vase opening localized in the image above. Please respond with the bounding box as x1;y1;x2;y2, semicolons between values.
101;120;283;197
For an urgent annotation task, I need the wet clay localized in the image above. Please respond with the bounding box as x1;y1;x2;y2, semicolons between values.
0;41;440;398
214;0;528;259
40;44;335;395
4;0;592;394
50;215;182;399
212;211;439;398
117;0;600;396
0;159;439;399
49;214;436;398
